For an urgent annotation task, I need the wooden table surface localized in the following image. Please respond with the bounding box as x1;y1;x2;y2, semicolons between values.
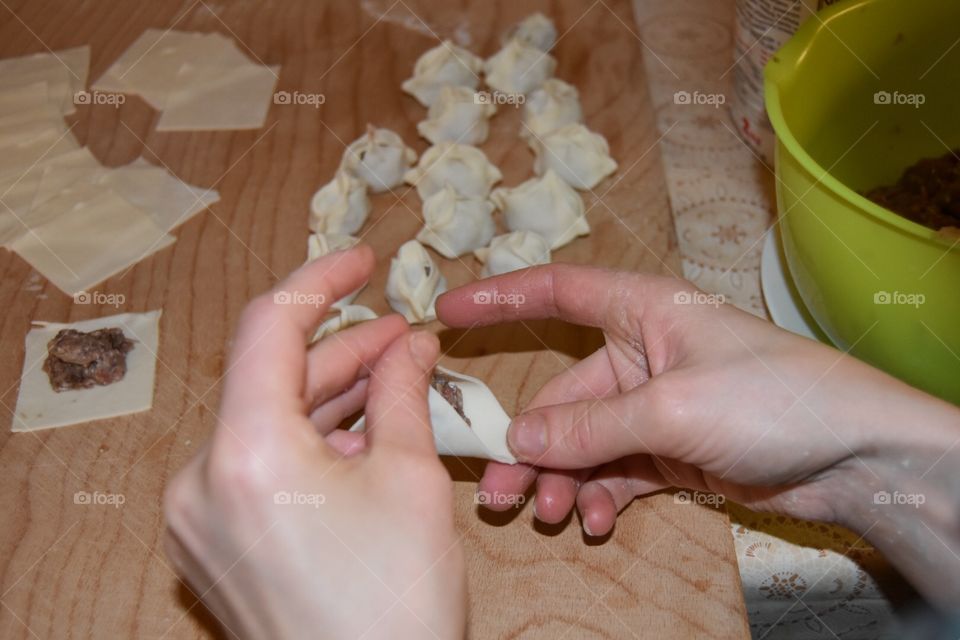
0;1;748;637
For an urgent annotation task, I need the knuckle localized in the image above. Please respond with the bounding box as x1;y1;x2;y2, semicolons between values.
206;429;280;500
566;403;598;454
238;294;278;332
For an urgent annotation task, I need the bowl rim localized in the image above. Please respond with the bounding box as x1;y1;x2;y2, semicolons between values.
763;0;958;250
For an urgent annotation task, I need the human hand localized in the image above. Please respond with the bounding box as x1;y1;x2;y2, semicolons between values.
164;247;466;640
437;264;954;538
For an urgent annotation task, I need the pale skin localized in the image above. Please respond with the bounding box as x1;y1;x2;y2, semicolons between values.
165;246;960;638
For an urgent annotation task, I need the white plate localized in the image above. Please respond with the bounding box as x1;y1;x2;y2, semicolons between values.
760;225;830;343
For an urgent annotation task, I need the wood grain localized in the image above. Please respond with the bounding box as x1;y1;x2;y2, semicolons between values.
0;1;748;637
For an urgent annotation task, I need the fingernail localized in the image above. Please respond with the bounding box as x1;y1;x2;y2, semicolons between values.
408;332;436;370
508;413;546;458
583;519;596;537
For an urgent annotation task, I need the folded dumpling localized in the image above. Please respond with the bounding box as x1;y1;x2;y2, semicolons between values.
306;232;363;308
350;366;516;463
385;240;447;324
311;305;378;343
340;126;417;193
528;123;617;190
484;38;556;96
491;169;589;249
522;78;583;140
416;185;496;259
402;40;484;107
403;142;502;201
417;86;496;146
474;230;552;277
309;170;370;235
502;13;558;52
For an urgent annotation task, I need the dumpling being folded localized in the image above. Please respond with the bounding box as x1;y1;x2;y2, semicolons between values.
502;13;558;52
522;78;583;140
404;142;502;201
350;366;516;463
402;40;484;107
528;123;617;190
491;169;589;249
340;126;417;193
309;171;370;235
306;232;363;308
416;185;496;259
474;230;552;277
417;86;496;146
385;240;447;324
484;38;556;96
311;305;378;343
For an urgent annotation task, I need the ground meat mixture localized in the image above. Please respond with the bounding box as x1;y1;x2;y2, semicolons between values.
42;327;134;392
431;373;470;427
863;150;960;231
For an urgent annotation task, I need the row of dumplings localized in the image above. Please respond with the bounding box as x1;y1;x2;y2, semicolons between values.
307;13;617;337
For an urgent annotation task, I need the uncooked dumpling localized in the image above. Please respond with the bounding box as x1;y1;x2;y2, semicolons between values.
306;232;363;308
403;142;502;201
340;126;417;193
350;366;516;463
491;169;589;249
522;78;583;140
416;185;496;259
306;232;359;261
474;230;552;277
528;123;617;190
402;40;484;107
503;13;558;52
417;86;496;146
309;171;370;235
311;305;378;343
484;38;556;96
385;240;447;324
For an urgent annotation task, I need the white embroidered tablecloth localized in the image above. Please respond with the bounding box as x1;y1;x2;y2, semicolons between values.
631;0;899;636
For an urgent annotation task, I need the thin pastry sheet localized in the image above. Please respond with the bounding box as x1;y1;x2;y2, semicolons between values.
12;310;162;431
155;63;280;131
9;185;175;296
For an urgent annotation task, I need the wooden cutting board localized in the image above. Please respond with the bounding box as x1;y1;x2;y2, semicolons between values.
0;1;748;637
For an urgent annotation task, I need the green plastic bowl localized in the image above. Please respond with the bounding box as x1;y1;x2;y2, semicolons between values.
764;0;960;404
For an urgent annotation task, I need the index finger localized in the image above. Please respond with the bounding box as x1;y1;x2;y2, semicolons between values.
435;264;653;330
221;245;376;421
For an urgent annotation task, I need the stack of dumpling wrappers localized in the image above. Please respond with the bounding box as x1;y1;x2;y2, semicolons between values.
0;46;220;296
308;12;618;332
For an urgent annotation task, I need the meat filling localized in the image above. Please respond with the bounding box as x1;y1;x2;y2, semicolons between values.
431;373;470;426
42;327;134;392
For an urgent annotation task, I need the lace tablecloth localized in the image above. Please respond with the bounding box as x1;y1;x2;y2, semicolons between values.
631;0;899;636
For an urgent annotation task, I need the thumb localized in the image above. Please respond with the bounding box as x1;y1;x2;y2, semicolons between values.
365;331;439;455
507;389;662;468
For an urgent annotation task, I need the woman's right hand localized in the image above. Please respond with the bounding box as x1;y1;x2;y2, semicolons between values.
437;264;960;610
